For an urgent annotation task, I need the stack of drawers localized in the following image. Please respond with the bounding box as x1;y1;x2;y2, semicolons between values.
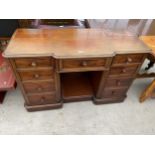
8;54;147;110
10;57;61;111
100;54;146;103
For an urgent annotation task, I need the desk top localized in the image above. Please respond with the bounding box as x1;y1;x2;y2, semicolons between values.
3;29;151;58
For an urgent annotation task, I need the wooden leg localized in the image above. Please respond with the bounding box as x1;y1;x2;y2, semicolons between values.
0;91;6;104
140;79;155;103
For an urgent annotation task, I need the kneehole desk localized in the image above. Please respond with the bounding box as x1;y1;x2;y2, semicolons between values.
3;29;151;111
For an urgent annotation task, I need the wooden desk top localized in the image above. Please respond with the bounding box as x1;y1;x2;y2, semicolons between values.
3;29;151;58
140;36;155;56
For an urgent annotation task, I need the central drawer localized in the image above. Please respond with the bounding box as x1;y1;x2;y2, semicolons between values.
18;69;54;81
58;58;110;72
27;93;56;106
23;80;55;94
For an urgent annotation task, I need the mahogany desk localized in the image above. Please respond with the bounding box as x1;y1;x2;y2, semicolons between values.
3;29;151;111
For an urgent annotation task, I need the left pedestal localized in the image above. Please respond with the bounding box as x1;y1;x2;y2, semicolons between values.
8;57;62;111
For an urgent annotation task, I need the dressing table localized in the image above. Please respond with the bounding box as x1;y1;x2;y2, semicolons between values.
3;29;151;111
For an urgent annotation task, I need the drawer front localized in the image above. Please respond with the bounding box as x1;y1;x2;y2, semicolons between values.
102;88;128;98
14;57;54;69
18;69;54;81
112;54;144;66
27;93;56;106
109;65;139;77
23;80;55;94
104;77;133;88
59;58;109;71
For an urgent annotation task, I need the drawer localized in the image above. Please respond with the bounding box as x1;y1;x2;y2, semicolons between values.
59;58;110;71
18;69;54;81
27;93;56;106
112;54;144;66
102;88;128;98
14;57;54;69
109;65;139;77
104;77;133;88
23;80;55;94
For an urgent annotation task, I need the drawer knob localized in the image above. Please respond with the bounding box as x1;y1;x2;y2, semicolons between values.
34;74;39;78
40;97;45;103
116;80;121;86
37;87;42;91
122;69;126;73
82;61;88;67
127;57;132;63
31;62;37;67
111;91;115;95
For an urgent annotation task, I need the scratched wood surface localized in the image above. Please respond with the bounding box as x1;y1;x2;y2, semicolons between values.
3;29;151;58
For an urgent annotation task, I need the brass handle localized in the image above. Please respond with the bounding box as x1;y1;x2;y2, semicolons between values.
34;74;39;78
127;57;132;63
31;62;37;67
82;61;88;67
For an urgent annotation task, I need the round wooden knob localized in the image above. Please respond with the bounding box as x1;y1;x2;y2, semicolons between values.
122;69;126;73
116;80;121;86
31;62;37;67
40;97;45;103
34;74;39;78
37;87;42;91
111;91;115;95
82;61;88;67
127;57;132;63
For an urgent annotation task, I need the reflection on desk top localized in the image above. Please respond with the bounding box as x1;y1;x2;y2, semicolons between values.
3;29;151;58
140;36;155;56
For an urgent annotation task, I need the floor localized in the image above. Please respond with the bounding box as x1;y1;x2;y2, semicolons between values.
0;61;155;134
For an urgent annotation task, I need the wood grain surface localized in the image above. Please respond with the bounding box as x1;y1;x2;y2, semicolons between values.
3;29;151;58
